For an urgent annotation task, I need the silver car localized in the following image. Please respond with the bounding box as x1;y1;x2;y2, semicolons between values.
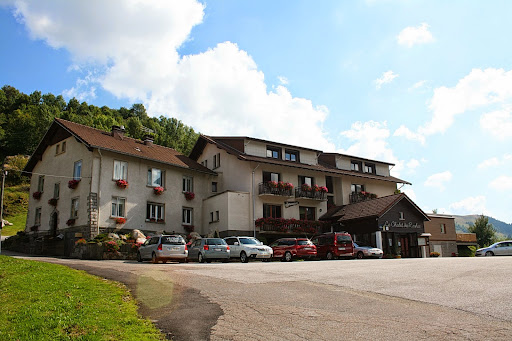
475;241;512;256
353;242;383;259
137;235;188;263
224;236;273;263
188;238;230;263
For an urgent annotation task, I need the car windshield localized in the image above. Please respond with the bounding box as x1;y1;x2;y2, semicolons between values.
206;238;227;245
337;235;352;242
161;236;185;245
239;238;259;245
297;240;313;246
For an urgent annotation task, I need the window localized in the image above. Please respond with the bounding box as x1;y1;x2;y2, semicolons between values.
113;160;127;180
440;223;446;234
263;171;280;183
71;198;79;219
111;197;126;217
56;144;60;154
351;161;362;172
351;184;365;193
263;204;282;218
216;210;219;221
146;202;164;221
54;183;60;199
73;160;82;180
266;146;281;159
299;175;314;186
212;182;218;193
209;211;220;223
34;207;42;225
325;176;334;193
285;149;299;162
299;206;315;220
364;163;375;174
213;153;221;168
37;175;45;192
147;168;163;187
202;160;208;168
62;141;66;152
182;207;193;225
183;176;193;192
399;212;405;220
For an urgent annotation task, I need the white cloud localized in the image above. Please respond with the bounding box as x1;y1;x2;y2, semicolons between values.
477;157;501;170
277;76;289;85
397;23;435;47
6;0;336;151
375;70;398;90
401;186;416;201
448;196;488;215
424;171;452;191
480;109;512;140
340;121;403;176
393;125;426;144
489;176;512;191
406;159;420;170
409;80;427;91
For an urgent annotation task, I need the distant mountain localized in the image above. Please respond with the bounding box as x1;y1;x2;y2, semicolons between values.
454;215;512;237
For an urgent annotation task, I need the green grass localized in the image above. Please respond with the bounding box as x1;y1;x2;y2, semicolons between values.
2;210;27;236
0;256;164;340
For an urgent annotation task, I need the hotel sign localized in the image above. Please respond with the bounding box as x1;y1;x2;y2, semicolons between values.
382;221;421;230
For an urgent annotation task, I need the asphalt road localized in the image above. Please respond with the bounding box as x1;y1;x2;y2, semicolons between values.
5;253;512;340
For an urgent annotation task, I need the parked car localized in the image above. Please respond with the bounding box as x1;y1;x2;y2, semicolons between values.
270;238;317;262
311;232;354;260
224;236;273;262
353;242;383;259
188;238;230;263
137;234;188;263
475;241;512;256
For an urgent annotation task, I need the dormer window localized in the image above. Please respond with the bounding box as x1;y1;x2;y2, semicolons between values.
285;149;299;162
351;161;362;172
365;163;376;174
266;146;281;159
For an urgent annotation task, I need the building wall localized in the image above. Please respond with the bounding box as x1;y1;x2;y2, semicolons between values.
244;139;319;166
430;241;458;257
27;136;93;233
335;155;391;177
202;191;251;236
425;215;458;257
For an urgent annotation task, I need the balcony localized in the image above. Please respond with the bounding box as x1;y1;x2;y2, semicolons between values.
295;187;327;201
258;182;293;197
256;217;324;235
349;191;378;204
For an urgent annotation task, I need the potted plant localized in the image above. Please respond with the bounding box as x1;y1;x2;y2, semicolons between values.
184;191;195;201
268;181;278;188
66;218;76;226
68;179;80;189
153;186;164;195
284;182;294;190
48;198;58;206
301;183;311;191
430;251;440;257
30;225;39;232
32;191;42;200
183;225;194;233
319;186;328;193
115;217;126;225
115;179;128;189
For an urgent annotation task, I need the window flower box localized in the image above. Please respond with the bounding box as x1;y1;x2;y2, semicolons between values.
32;191;42;200
319;186;328;193
115;179;128;189
30;225;39;232
312;184;320;192
430;252;440;257
75;238;87;245
184;191;195;201
268;181;278;188
68;179;80;189
153;186;164;195
115;217;126;225
157;219;165;223
301;184;311;191
48;198;58;206
66;218;76;226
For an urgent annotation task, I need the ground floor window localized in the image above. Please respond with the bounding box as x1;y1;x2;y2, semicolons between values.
71;198;79;219
146;202;164;222
34;207;42;226
111;197;126;217
182;207;193;225
299;206;315;220
263;204;282;218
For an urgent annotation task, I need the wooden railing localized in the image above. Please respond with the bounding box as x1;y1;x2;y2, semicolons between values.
295;188;327;201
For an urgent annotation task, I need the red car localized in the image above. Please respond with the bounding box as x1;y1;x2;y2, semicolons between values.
311;232;354;260
270;238;317;262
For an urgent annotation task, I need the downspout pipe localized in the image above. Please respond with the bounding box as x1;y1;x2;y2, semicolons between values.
252;163;260;238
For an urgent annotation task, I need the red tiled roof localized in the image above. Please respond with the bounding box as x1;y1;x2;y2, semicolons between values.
25;118;215;175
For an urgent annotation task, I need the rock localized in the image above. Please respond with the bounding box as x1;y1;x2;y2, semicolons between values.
2;219;13;226
107;233;120;240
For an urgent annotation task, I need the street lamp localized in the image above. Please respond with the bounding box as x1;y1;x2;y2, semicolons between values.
0;170;7;254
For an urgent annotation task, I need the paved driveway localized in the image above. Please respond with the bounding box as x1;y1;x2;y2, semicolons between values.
7;253;512;340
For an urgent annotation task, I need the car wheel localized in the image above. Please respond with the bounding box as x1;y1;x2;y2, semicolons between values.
284;251;293;262
326;252;334;260
198;253;205;263
485;251;494;256
240;251;249;263
357;252;364;259
137;252;143;262
152;253;158;264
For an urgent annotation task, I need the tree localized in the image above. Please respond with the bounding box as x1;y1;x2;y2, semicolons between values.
468;215;496;247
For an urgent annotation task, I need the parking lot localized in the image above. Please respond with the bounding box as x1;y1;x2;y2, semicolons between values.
9;253;512;340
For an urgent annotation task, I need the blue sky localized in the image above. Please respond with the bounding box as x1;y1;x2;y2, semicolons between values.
1;0;511;223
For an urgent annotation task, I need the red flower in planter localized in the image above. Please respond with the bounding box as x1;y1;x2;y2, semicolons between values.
153;186;164;195
319;186;328;193
184;191;195;201
66;218;76;226
48;198;58;206
312;184;320;192
116;179;128;189
68;179;80;189
268;181;278;188
115;217;126;225
301;183;311;191
284;182;294;190
32;191;42;200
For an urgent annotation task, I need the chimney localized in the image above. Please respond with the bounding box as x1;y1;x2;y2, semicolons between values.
111;125;125;139
143;134;154;146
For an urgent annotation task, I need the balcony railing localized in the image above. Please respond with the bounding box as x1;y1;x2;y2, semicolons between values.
256;217;324;234
349;191;378;204
258;182;293;197
295;188;327;201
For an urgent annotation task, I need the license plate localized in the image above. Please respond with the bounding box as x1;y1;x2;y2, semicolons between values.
338;247;345;250
172;247;180;251
214;248;221;251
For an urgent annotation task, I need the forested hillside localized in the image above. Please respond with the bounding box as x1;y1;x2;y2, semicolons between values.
455;215;512;237
0;85;200;162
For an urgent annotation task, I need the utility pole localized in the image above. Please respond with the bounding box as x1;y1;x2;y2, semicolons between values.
0;169;7;254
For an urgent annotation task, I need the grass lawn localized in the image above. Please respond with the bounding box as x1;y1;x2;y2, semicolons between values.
0;256;164;340
2;210;27;236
